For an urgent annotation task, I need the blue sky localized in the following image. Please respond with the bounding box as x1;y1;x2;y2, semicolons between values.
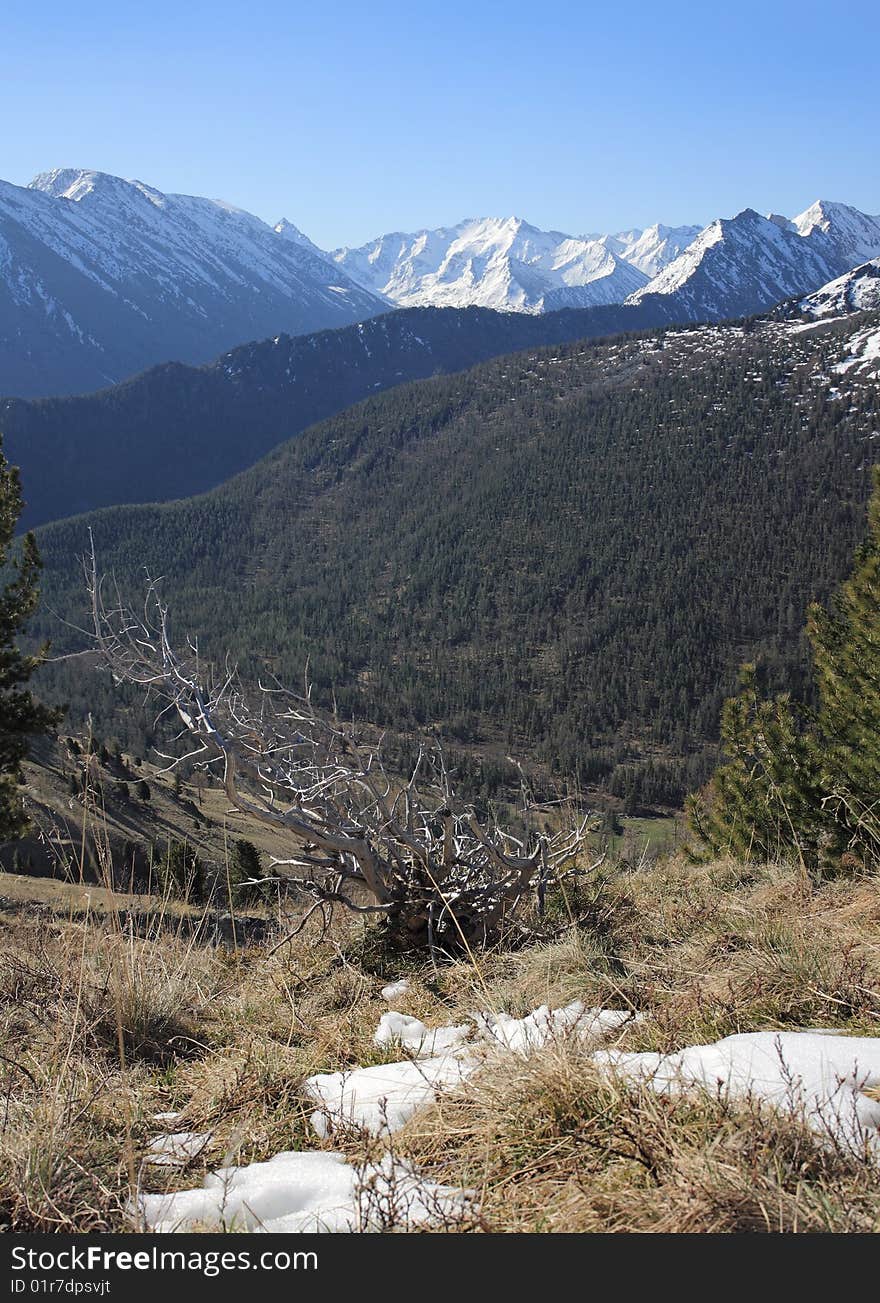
2;0;877;248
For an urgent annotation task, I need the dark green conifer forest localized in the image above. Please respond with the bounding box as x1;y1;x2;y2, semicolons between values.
30;311;880;807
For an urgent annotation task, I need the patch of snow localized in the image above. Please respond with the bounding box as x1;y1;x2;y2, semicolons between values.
374;1011;471;1056
307;1003;636;1136
833;322;880;378
137;1150;472;1233
306;1054;475;1137
476;1002;637;1054
380;978;409;1001
144;1131;212;1167
594;1030;880;1152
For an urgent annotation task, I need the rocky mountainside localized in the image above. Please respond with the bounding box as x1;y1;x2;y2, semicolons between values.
0;169;387;397
799;258;880;318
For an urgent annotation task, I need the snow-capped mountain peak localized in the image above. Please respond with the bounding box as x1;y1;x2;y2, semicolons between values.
627;202;880;321
29;167;174;215
1;167;387;396
791;199;880;268
273;217;330;261
5;170;880;397
31;167;132;200
601;222;703;278
333;216;650;313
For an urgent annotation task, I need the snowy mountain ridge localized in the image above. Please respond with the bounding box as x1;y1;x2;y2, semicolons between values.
626;204;880;321
334;201;880;320
0;168;387;396
792;200;880;269
3;165;880;397
331;216;649;313
799;258;880;319
597;222;703;278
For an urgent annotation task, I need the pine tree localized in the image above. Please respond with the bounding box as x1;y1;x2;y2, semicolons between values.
686;665;824;862
807;472;880;864
227;839;264;905
0;443;60;842
690;468;880;871
158;838;204;903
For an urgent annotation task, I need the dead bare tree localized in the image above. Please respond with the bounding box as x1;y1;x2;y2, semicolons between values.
85;542;597;951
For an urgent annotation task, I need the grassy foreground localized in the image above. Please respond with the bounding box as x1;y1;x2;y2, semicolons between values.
1;852;878;1233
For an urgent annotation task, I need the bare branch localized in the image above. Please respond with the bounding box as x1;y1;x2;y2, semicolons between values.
84;540;600;948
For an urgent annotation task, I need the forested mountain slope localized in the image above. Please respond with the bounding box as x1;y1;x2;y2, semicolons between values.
3;300;676;530
32;309;880;805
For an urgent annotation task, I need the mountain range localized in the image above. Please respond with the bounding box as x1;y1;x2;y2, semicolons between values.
2;167;879;399
9;253;880;533
330;217;658;312
333;200;880;322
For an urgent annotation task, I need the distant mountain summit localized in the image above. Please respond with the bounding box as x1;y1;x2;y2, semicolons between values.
791;200;880;269
0;169;387;396
598;223;702;278
627;203;880;319
332;217;649;312
331;219;705;314
334;201;880;323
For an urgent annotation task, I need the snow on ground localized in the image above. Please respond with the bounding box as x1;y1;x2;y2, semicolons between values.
595;1031;880;1152
374;1010;471;1056
380;978;409;1001
306;1002;636;1137
139;999;880;1234
307;1054;476;1138
786;314;848;334
141;1001;634;1234
476;1002;636;1054
833;323;880;379
137;1150;473;1233
145;1131;212;1167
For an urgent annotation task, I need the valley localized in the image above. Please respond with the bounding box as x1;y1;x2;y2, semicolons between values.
1;75;879;1241
29;304;880;811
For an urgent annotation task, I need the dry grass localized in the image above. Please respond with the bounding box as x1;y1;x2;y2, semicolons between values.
398;1044;880;1232
0;849;878;1232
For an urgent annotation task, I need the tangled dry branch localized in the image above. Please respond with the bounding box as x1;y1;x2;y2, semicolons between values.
85;541;597;949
